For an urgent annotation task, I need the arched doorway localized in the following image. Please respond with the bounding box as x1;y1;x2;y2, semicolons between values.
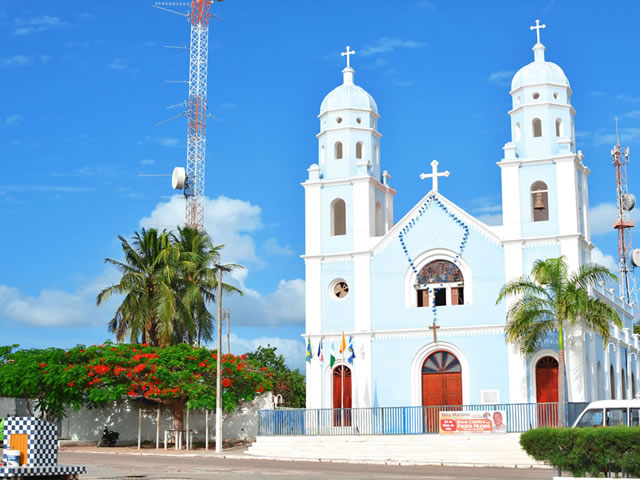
536;356;559;426
332;365;351;426
421;351;462;432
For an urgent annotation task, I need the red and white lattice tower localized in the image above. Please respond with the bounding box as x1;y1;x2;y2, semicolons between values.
611;135;637;306
184;0;210;231
158;0;220;231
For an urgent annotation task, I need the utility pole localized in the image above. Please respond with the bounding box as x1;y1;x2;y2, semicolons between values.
215;264;229;454
224;309;230;354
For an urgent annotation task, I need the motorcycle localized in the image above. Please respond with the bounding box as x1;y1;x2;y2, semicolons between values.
97;426;119;447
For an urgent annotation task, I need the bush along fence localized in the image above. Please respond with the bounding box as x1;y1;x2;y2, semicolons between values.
520;427;640;478
258;402;588;436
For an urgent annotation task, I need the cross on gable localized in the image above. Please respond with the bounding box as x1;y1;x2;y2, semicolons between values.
419;160;450;193
341;46;355;69
429;320;440;343
530;19;546;45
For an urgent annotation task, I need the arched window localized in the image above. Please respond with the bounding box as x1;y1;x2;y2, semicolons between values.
632;372;636;400
597;361;603;399
531;181;549;222
335;142;343;160
514;122;521;142
416;260;464;307
555;118;564;137
532;118;542;137
331;198;346;236
610;365;616;399
356;142;363;160
375;201;383;236
374;144;379;165
621;368;627;400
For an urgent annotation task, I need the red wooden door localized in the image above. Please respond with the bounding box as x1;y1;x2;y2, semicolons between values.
333;366;352;426
421;351;462;432
536;356;559;426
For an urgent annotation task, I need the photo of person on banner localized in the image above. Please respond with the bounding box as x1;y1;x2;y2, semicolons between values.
492;411;507;433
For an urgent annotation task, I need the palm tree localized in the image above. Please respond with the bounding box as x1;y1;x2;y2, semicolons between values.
496;256;621;426
97;228;181;347
172;227;242;346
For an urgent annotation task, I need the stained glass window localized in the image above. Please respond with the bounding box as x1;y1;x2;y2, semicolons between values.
422;351;461;374
417;260;463;285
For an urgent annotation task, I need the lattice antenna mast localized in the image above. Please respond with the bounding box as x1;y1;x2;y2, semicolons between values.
158;0;218;231
611;120;637;306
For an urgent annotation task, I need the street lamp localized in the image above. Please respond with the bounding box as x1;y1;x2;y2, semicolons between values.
215;264;231;454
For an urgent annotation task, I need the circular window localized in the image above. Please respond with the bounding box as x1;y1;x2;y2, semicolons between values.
532;92;540;100
356;117;362;124
330;279;349;300
553;92;559;100
336;117;343;124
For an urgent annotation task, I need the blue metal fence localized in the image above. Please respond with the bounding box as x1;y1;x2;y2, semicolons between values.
258;402;589;436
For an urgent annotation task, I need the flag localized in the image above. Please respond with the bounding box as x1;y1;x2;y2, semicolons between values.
306;338;312;363
317;338;324;362
339;331;347;354
347;336;356;364
329;341;336;368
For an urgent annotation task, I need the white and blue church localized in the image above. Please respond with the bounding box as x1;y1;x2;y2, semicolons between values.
302;24;640;413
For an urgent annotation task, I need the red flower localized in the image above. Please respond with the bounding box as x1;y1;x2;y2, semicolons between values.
261;367;268;372
39;363;47;368
68;382;75;387
222;378;232;388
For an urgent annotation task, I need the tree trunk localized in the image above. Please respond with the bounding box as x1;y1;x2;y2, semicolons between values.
172;397;185;432
558;323;566;427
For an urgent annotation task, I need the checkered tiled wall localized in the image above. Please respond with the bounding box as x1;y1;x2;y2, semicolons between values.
3;417;58;466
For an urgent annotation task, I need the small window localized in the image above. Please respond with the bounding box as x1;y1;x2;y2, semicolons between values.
514;122;521;142
330;279;349;300
331;198;346;236
416;260;464;308
631;408;640;427
575;409;604;428
610;365;616;400
621;368;627;400
335;142;343;160
555;118;564;137
374;144;379;165
356;117;362;124
605;408;627;426
375;201;384;236
532;118;542;137
553;92;559;100
531;181;549;222
356;142;363;160
532;92;540;100
336;117;342;124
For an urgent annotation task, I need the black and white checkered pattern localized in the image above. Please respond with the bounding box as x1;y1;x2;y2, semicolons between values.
3;417;58;467
0;464;86;477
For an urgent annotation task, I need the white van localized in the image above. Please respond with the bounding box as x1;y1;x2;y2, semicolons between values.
572;399;640;428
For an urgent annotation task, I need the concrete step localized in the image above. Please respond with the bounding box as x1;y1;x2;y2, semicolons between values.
246;434;545;467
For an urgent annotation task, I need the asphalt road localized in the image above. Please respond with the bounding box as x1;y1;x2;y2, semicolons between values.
60;451;552;480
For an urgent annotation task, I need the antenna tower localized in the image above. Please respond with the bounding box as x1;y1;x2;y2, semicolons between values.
611;123;638;308
157;0;221;231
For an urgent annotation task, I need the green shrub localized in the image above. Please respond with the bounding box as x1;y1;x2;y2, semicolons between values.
0;418;3;443
521;427;640;477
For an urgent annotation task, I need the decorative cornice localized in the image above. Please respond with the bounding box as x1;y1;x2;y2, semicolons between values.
316;127;382;139
509;81;573;96
508;102;576;116
302;324;506;342
318;106;380;120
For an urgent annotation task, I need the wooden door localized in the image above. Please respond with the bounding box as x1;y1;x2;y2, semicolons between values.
10;433;28;465
333;365;352;426
536;356;559;426
421;351;462;432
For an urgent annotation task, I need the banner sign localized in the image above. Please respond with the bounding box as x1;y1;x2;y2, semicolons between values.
439;410;507;434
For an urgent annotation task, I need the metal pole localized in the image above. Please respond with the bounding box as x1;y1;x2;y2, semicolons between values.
156;408;160;449
186;408;190;450
137;408;142;450
205;409;209;450
216;266;223;453
226;309;230;354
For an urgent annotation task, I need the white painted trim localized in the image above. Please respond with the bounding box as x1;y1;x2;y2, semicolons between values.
302;323;505;341
410;342;470;407
510;82;573;95
529;349;559;403
508;102;576;116
403;248;472;308
318;107;380;120
316;127;382;139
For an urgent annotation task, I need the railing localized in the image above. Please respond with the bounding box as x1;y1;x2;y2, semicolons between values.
258;402;589;436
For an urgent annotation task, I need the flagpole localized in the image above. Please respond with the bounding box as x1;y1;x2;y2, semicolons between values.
341;346;344;426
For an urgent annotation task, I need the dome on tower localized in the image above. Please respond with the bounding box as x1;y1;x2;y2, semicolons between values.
319;67;378;115
511;44;570;91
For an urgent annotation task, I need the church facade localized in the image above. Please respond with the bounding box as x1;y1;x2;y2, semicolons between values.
302;26;640;412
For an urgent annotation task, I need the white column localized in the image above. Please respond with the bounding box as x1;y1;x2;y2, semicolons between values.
555;157;579;236
605;346;611;399
589;334;597;401
304;258;322;409
498;159;522;240
565;325;586;401
304;183;322;255
353;180;372;251
616;344;622;399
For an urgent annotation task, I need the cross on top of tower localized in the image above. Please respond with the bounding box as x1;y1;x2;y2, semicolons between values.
419;160;450;193
341;46;356;69
530;19;546;45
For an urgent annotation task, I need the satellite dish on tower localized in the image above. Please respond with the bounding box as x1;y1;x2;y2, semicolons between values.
623;193;636;211
172;167;186;190
631;249;640;268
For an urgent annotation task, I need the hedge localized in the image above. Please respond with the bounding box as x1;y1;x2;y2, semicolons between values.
520;427;640;477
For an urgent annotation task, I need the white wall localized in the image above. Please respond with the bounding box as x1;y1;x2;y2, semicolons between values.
58;393;274;444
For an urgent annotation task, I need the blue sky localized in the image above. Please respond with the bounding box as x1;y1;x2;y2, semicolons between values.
1;0;639;371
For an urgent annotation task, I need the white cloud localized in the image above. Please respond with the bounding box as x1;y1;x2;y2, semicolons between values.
622;110;640;120
144;136;181;147
0;267;120;328
5;114;22;126
1;55;32;67
591;247;617;272
617;94;640;104
360;37;426;56
230;333;305;371
589;203;617;236
476;213;502;226
593;128;640;146
264;238;294;256
14;15;66;35
471;197;502;225
140;158;155;166
140;195;263;264
487;70;515;87
107;57;130;71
